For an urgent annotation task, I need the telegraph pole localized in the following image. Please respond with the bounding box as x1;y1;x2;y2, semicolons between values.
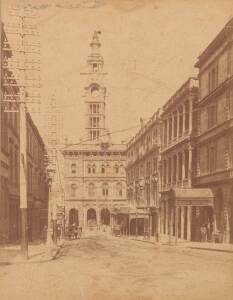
18;5;28;259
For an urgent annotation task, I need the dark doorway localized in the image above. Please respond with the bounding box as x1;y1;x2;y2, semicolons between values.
87;208;97;227
69;208;79;226
100;208;110;225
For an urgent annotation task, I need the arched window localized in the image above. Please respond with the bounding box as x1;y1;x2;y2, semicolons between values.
71;163;77;174
71;184;77;197
101;164;105;174
116;182;123;197
88;183;95;197
102;183;108;197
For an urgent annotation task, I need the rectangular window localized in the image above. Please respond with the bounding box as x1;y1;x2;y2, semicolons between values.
179;107;183;136
207;105;217;128
168;117;172;143
163;160;167;185
178;153;182;181
168;157;172;183
173;112;177;138
185;101;190;132
164;120;167;146
184;150;189;179
173;155;177;183
208;64;218;92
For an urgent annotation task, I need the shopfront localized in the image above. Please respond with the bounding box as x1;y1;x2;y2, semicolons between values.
160;188;214;242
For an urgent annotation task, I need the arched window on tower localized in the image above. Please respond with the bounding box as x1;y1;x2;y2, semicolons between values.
93;63;97;72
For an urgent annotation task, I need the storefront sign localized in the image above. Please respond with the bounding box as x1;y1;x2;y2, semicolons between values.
175;199;213;206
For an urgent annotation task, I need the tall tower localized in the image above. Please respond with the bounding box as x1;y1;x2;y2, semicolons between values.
82;31;107;142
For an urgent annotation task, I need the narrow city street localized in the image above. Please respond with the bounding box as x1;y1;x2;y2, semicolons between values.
0;233;233;300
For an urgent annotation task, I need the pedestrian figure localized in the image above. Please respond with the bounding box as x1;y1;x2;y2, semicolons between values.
77;226;82;239
200;224;207;242
42;225;47;244
57;224;61;241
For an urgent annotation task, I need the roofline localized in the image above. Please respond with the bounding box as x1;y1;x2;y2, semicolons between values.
195;17;233;68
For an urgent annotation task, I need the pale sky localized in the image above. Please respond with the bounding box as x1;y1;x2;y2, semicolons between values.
2;0;233;144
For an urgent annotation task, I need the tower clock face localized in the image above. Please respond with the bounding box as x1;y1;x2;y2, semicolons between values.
91;86;100;97
92;89;99;97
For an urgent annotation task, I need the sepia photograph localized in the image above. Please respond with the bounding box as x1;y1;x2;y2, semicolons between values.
0;0;233;299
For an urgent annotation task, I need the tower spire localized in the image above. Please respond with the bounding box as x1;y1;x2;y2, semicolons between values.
81;31;107;142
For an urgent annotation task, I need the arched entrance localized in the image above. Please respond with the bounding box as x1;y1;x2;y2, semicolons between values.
130;218;147;236
69;208;79;226
101;208;110;225
87;208;97;227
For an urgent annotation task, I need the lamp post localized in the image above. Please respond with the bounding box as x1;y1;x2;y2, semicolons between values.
46;167;55;248
152;172;160;242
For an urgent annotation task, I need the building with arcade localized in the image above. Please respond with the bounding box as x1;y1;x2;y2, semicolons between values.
62;31;127;231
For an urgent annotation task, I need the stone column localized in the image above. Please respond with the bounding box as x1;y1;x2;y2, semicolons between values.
160;202;164;234
182;151;185;185
166;119;169;146
83;207;87;230
188;145;193;186
187;206;191;241
164;201;168;234
171;113;174;142
170;206;174;237
177;109;180;138
189;98;193;134
181;206;185;240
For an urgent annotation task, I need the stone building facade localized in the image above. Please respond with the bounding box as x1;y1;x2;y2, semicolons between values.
63;143;126;230
125;111;161;236
0;24;48;243
26;113;49;242
159;77;214;242
62;32;127;231
194;18;233;243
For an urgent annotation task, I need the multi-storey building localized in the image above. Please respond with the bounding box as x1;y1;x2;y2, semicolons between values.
194;18;233;243
0;23;48;243
62;32;127;231
125;111;161;237
159;78;214;242
26;113;49;242
0;23;21;242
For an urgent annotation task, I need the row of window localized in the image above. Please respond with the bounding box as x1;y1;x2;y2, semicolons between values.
89;117;100;128
89;103;100;114
163;101;190;147
89;130;100;141
71;163;123;175
162;150;189;185
127;156;158;183
70;182;123;198
127;126;160;161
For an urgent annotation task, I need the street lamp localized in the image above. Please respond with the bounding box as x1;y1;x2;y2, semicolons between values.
152;172;160;242
46;167;55;248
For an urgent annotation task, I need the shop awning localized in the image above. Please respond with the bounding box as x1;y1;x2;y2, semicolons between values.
171;188;214;206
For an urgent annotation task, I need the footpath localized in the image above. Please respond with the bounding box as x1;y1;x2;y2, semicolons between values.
128;235;233;253
0;240;65;266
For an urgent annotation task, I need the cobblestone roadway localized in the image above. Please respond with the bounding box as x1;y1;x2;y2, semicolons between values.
0;233;233;300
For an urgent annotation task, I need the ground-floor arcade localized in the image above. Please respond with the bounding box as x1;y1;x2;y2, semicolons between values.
65;200;126;232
